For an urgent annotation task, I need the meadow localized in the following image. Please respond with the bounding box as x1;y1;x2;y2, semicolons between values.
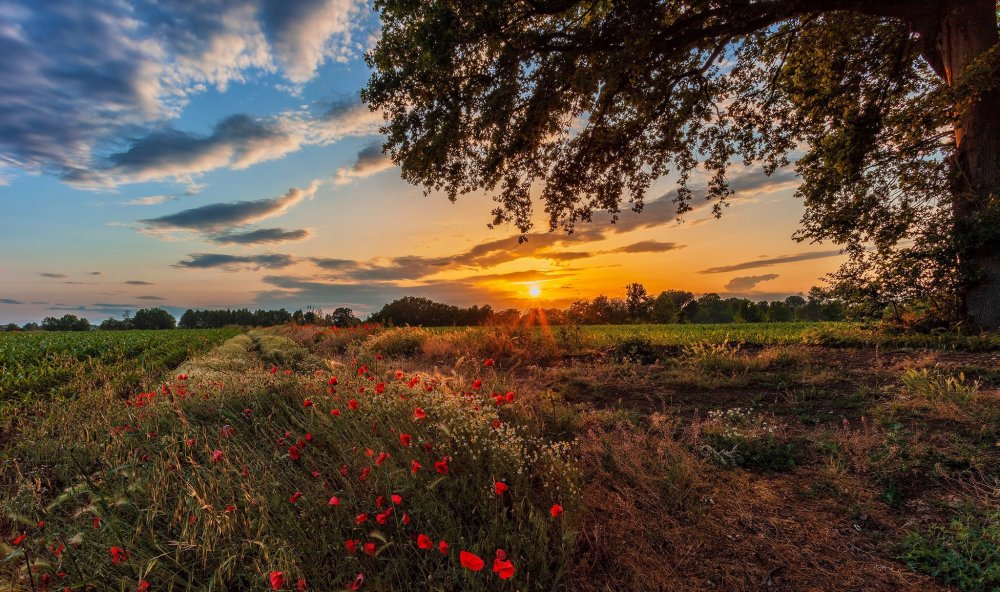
1;323;998;591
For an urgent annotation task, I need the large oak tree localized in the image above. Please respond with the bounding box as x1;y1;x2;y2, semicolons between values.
363;0;1000;328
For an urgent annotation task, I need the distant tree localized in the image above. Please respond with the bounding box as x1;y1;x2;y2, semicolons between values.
179;309;197;329
329;307;362;328
766;301;794;322
2;323;19;332
41;314;90;331
132;308;176;330
624;283;654;323
21;322;39;331
695;294;733;323
651;291;680;323
99;313;134;331
785;295;807;308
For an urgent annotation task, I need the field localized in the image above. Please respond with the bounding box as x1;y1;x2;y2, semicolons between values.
1;324;998;591
0;329;241;403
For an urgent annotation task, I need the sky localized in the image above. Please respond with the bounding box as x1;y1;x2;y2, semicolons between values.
0;0;846;325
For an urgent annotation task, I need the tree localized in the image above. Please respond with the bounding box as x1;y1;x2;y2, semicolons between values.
132;308;176;330
329;307;362;328
41;314;90;331
624;283;654;322
365;0;1000;328
651;291;680;323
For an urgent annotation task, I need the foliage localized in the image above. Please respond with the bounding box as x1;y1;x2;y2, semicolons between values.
900;368;979;403
40;314;90;331
900;510;1000;592
367;297;495;327
611;336;659;365
695;407;799;471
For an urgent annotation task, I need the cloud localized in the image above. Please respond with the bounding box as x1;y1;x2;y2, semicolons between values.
0;1;373;184
209;227;311;245
89;271;102;275
700;249;843;273
123;195;177;206
610;240;684;254
334;140;395;184
140;181;321;233
39;273;66;278
0;298;23;304
135;295;166;300
174;252;297;271
124;280;155;285
723;274;780;291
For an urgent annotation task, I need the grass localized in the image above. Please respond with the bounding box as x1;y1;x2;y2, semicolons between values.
2;323;999;591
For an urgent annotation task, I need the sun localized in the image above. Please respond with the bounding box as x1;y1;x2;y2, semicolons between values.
528;284;541;298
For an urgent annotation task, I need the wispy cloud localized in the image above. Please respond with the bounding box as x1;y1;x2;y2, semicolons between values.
209;227;312;245
0;298;23;304
724;274;780;291
135;295;166;300
124;280;155;286
123;195;177;206
610;240;684;254
140;181;321;233
39;272;66;278
174;253;297;271
334;140;394;185
700;249;843;273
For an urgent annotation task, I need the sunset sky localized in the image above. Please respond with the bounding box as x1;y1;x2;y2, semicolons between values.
0;0;846;324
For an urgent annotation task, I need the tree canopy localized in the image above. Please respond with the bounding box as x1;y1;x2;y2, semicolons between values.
364;0;1000;327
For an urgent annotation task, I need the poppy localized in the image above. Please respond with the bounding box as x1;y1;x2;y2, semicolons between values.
226;505;237;512
290;491;302;504
211;449;223;463
494;482;508;495
303;399;313;408
356;513;368;524
417;534;433;549
376;495;385;509
395;370;404;379
269;571;285;590
138;581;151;592
434;458;449;474
348;399;359;410
375;383;385;394
484;359;494;367
375;452;390;466
413;407;426;420
505;392;516;403
402;513;411;525
364;542;376;556
296;578;307;592
345;539;359;554
410;460;421;474
270;366;278;375
399;433;413;446
459;550;485;571
493;549;515;580
391;494;402;505
472;379;482;390
348;573;364;591
110;546;129;564
12;534;26;546
438;540;448;554
288;445;301;460
331;409;341;416
550;504;563;518
305;433;313;443
178;374;188;380
328;377;338;386
329;496;340;506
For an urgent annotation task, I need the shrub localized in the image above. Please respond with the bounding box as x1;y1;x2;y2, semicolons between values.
611;336;659;365
683;339;754;374
901;367;979;402
361;327;429;358
900;510;1000;592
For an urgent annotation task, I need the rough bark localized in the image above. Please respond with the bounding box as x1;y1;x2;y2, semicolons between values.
934;0;1000;328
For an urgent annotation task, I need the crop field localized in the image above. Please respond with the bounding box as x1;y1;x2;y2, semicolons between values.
1;325;998;591
0;328;241;403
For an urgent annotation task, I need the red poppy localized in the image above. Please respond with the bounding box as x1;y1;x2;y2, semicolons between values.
413;407;427;420
484;358;494;367
472;379;482;390
211;449;223;463
410;459;421;474
417;534;433;549
550;504;563;518
305;433;313;443
185;438;195;446
243;408;252;416
296;577;307;592
375;452;390;466
345;539;359;554
402;513;411;525
288;445;301;460
290;491;302;504
364;542;376;556
348;399;359;410
395;370;404;379
399;433;413;446
375;383;385;394
138;580;151;591
178;374;188;380
348;573;364;591
356;513;368;524
226;504;237;512
493;549;515;580
391;494;402;505
434;458;449;474
12;534;26;546
460;550;485;571
328;376;338;386
329;496;340;506
303;399;313;408
331;408;341;416
505;391;516;403
438;540;448;554
110;546;129;564
269;571;285;590
270;366;278;375
494;482;508;495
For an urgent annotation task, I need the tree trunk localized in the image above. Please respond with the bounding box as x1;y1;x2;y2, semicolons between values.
934;0;1000;329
